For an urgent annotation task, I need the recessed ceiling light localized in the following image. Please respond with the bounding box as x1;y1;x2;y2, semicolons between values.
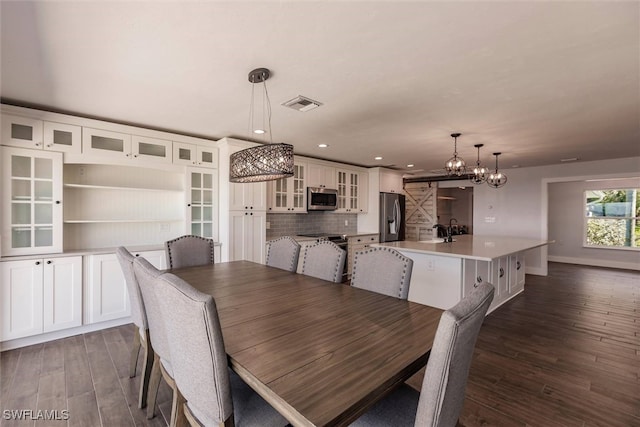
374;156;383;160
253;129;265;134
407;164;414;167
560;157;579;162
318;144;328;148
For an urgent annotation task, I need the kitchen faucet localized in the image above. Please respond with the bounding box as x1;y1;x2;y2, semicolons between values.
446;218;458;242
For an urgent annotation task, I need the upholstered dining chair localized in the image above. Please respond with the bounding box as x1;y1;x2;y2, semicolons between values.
299;240;346;283
265;236;301;272
349;282;495;427
351;247;414;299
153;271;289;427
165;235;215;269
115;247;154;410
133;257;183;427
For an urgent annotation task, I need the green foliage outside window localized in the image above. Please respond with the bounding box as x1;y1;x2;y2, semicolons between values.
585;189;639;248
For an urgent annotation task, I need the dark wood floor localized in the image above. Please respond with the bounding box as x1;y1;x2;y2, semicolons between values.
1;262;638;426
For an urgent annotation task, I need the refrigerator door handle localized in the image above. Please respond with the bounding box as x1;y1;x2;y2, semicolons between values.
390;198;399;234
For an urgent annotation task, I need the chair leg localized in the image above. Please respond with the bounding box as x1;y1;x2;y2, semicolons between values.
170;386;187;427
146;354;162;419
138;330;154;409
129;327;142;378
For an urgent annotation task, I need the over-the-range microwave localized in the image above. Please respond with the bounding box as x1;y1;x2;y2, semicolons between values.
307;187;338;211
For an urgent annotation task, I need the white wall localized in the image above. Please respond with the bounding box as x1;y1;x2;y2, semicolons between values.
548;178;640;270
471;156;640;275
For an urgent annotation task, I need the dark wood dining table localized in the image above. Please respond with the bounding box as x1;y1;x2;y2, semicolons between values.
169;260;444;427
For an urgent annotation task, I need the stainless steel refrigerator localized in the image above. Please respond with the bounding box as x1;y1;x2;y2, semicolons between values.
379;192;405;242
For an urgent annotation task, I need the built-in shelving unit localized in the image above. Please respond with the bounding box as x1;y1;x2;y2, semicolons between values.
63;164;185;250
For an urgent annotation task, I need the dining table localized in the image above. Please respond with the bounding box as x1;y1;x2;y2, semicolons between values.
169;260;444;427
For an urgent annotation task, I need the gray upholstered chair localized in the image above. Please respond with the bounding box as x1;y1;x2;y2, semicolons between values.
153;272;288;427
133;257;183;427
350;282;495;427
351;247;413;299
115;247;154;409
165;235;215;269
265;236;301;272
300;240;346;283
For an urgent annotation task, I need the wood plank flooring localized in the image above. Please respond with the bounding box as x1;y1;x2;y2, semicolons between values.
1;262;638;426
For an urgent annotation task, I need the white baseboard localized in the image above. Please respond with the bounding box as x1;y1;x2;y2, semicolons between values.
548;255;640;271
525;266;547;276
1;317;132;352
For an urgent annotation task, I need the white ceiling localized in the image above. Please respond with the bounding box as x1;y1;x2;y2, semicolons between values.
1;1;638;176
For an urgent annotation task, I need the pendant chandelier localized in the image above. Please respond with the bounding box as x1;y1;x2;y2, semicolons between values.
229;68;294;183
445;132;466;176
487;152;508;188
469;143;488;184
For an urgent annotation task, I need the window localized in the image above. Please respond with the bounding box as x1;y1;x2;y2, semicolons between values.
585;189;640;249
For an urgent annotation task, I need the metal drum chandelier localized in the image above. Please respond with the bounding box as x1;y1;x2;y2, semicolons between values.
229;68;294;183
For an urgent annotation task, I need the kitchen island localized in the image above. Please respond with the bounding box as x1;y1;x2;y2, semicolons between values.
373;235;551;313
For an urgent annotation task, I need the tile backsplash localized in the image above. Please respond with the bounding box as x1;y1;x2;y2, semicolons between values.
266;212;358;239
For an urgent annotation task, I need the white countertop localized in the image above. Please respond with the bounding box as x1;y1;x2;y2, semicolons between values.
374;235;552;261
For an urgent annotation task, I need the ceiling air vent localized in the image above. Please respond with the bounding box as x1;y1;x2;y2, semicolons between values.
281;95;322;112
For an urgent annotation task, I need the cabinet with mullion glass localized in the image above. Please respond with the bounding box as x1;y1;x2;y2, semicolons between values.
187;168;218;240
268;162;306;212
1;146;63;255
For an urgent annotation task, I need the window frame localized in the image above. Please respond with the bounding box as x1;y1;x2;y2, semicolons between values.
583;188;639;251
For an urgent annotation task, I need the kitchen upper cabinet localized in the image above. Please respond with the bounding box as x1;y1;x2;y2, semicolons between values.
173;142;218;168
336;169;367;213
131;135;173;165
1;147;63;256
85;250;165;324
1;114;81;154
380;170;404;194
0;256;82;341
230;180;267;211
187;168;218;240
82;127;132;160
268;161;307;212
307;162;336;189
229;210;266;263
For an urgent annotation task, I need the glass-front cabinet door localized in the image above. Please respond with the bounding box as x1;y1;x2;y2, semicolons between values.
187;168;218;241
1;147;63;255
268;161;306;212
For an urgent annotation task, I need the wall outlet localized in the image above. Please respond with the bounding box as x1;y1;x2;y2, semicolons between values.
344;220;348;226
159;222;170;231
484;216;496;223
426;259;435;271
266;221;270;230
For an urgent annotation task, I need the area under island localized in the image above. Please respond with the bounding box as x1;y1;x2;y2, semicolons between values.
373;235;552;313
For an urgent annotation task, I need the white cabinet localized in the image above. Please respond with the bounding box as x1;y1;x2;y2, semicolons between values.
187;168;218;240
85;250;165;324
82;127;132;160
229;211;266;263
173;142;218;168
0;256;82;341
1;146;63;255
268;161;307;212
131;135;173;165
347;234;379;278
336;169;367;213
230;180;267;211
307;162;336;189
1;114;82;154
509;254;525;295
380;170;404;194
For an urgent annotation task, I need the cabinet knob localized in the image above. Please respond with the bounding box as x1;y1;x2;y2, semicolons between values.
126;153;131;157
47;144;53;148
135;254;140;257
187;203;191;207
245;206;248;209
35;142;41;147
47;260;52;264
250;212;253;216
55;200;61;204
474;282;479;288
476;276;483;283
499;267;505;278
35;261;41;265
516;261;521;270
245;212;248;215
134;154;138;158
